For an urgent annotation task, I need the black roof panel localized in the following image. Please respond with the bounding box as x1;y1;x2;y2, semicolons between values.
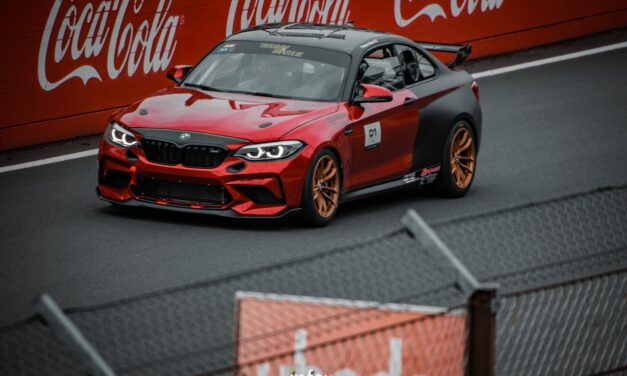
226;23;409;55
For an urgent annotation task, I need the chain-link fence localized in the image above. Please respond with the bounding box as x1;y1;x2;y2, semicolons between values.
0;226;468;376
1;185;625;375
496;269;627;376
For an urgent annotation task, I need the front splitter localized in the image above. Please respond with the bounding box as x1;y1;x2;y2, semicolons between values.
97;189;302;220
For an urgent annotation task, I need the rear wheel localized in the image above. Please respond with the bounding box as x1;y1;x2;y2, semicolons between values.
426;121;477;197
300;150;341;226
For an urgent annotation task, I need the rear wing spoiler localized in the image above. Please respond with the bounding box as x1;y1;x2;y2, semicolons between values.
415;41;472;68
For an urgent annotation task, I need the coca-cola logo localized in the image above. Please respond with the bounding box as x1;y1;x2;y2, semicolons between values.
38;0;181;91
226;0;352;36
394;0;504;27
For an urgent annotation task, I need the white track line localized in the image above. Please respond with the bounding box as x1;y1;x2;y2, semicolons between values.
471;41;627;79
1;41;626;174
0;149;98;174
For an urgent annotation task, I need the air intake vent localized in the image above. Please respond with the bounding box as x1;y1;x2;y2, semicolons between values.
134;177;231;205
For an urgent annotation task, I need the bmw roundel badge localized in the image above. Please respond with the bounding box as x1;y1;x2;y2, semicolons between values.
179;132;191;141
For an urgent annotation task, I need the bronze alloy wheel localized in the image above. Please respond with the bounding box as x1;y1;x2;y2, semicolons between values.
449;126;476;189
312;155;340;218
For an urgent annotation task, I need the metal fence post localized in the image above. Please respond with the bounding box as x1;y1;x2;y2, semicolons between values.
34;294;116;376
466;287;497;376
402;209;498;376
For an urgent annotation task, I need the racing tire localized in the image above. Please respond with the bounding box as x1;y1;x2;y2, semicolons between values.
300;149;341;227
425;120;477;198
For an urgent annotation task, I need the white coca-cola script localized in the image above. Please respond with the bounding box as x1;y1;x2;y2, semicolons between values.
226;0;352;36
38;0;180;91
394;0;504;27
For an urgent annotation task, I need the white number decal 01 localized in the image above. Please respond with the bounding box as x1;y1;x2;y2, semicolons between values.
364;122;381;149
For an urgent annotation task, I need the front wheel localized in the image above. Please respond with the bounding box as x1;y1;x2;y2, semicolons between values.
426;121;477;197
300;149;341;227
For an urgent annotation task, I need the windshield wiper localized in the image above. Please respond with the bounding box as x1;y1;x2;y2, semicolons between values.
184;83;225;92
233;91;292;99
184;85;292;99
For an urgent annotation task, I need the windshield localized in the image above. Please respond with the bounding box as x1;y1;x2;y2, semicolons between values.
183;41;350;101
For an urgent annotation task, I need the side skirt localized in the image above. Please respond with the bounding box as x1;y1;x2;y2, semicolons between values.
341;165;441;203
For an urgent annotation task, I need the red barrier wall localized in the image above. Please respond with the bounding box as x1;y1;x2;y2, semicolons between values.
1;0;626;151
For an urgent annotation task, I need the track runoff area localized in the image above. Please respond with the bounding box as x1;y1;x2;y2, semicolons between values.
0;40;626;175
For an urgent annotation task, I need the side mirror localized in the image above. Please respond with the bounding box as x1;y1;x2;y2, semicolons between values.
166;65;193;85
353;83;393;104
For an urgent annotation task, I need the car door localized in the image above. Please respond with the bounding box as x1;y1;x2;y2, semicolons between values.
344;45;420;190
394;43;450;173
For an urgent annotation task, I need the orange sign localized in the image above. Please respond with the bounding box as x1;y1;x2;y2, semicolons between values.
234;292;466;375
1;0;626;150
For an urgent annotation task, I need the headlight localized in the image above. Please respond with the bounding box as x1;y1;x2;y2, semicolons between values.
107;122;138;148
234;140;304;161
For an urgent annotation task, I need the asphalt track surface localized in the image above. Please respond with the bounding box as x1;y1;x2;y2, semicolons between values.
1;38;627;326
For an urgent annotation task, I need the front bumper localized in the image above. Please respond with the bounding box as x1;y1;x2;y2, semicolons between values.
97;138;312;218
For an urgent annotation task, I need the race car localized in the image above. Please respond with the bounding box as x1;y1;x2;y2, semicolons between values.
97;23;481;226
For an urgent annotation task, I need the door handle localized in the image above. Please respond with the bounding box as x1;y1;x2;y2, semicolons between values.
404;97;418;106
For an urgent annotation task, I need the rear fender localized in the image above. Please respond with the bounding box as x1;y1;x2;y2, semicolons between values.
410;78;481;170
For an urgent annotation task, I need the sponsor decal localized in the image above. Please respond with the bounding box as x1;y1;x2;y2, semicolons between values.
359;38;379;49
403;171;417;184
217;43;238;53
394;0;504;27
38;0;181;91
420;165;441;176
260;43;304;58
364;122;381;149
404;165;441;185
216;43;237;53
226;0;352;36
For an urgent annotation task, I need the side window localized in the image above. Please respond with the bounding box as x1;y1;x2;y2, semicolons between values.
395;45;436;85
358;46;405;91
418;52;436;79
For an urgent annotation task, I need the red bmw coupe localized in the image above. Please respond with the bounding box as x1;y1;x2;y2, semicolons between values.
98;23;481;226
